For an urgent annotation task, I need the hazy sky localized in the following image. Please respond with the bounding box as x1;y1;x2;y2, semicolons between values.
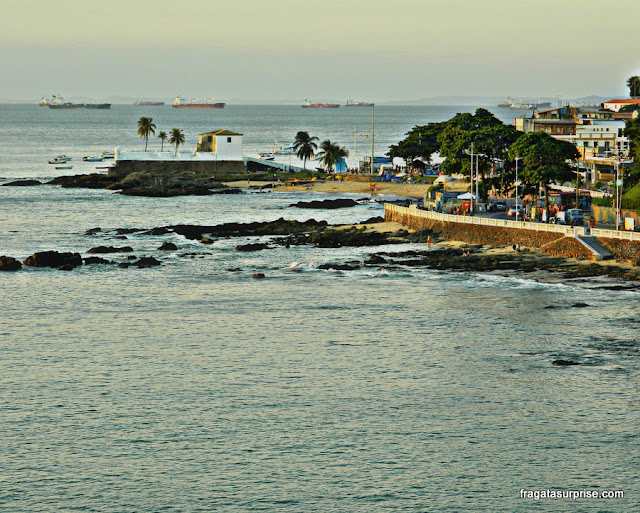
1;0;638;102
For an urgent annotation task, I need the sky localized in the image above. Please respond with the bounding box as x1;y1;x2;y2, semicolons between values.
1;0;639;103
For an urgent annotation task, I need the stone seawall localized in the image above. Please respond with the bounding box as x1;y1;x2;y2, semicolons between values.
385;209;566;248
597;238;640;265
109;160;244;179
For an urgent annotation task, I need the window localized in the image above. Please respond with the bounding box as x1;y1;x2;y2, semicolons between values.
227;137;232;143
618;129;623;137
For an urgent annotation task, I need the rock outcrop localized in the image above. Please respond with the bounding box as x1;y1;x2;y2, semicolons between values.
22;251;82;269
2;180;42;187
0;256;22;271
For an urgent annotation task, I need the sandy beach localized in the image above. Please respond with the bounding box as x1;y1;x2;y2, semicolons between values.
224;179;467;199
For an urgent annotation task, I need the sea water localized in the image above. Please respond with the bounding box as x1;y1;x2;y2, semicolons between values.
0;105;639;512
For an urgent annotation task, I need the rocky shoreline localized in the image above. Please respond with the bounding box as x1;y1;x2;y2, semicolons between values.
2;218;639;288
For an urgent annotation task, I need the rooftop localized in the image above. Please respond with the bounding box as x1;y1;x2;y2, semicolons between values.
199;129;243;136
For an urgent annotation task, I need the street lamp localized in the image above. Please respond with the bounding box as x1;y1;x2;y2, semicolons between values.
514;157;523;221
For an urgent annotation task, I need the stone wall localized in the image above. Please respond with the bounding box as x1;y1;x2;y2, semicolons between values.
386;210;566;248
597;238;640;265
541;237;593;260
109;160;244;179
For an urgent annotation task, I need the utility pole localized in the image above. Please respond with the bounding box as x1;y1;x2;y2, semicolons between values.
470;142;474;212
370;104;375;175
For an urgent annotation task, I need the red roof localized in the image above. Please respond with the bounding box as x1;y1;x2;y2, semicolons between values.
604;99;640;104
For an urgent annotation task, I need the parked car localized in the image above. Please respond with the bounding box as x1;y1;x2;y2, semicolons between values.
507;205;524;217
495;202;507;211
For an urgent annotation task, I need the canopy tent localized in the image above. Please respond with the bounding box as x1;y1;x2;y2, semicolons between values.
457;192;478;200
434;174;455;183
392;157;406;168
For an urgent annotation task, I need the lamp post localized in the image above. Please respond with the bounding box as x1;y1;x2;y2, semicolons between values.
515;157;522;221
470;142;474;212
370;104;375;175
616;159;621;231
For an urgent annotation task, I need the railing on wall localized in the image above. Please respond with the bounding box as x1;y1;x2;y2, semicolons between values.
385;203;591;236
591;228;640;241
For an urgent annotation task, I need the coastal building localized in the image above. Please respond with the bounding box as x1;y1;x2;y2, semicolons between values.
602;99;640;112
514;106;631;184
112;129;245;177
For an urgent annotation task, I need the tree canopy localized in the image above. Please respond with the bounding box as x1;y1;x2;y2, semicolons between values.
627;76;640;98
169;128;185;156
317;140;349;172
293;131;319;170
387;122;444;163
137;117;156;152
509;131;580;216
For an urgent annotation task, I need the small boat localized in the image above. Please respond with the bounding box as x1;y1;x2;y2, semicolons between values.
83;156;104;162
55;165;73;170
48;155;72;164
101;151;115;159
259;154;275;160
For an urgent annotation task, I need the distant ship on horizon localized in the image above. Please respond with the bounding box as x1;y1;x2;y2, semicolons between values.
345;99;374;107
134;99;165;106
40;94;110;109
172;96;225;109
301;100;340;108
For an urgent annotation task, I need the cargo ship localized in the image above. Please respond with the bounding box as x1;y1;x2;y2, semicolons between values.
134;99;165;106
172;96;225;109
301;100;340;108
44;95;110;109
345;99;374;107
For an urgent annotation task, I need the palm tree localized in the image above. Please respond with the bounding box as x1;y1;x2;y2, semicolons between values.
169;128;185;156
627;76;640;98
292;131;319;170
136;117;156;151
317;139;349;173
157;131;167;151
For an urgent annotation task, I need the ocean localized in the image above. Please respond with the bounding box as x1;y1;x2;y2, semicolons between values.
1;104;638;512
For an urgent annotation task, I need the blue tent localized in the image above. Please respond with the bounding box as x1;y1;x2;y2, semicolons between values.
335;158;347;173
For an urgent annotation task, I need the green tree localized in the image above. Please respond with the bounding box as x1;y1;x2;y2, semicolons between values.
388;122;444;164
169;128;185;156
627;76;640;98
624;117;640;186
157;131;167;151
292;131;319;170
509;131;580;220
136;117;156;152
437;109;521;201
317;140;349;172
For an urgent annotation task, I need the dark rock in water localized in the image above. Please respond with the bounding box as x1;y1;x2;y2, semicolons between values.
158;242;178;251
552;359;581;366
111;235;128;240
118;186;215;197
58;264;75;271
140;227;170;236
0;256;22;271
252;273;265;279
47;173;118;189
366;255;387;264
201;238;214;244
236;243;269;252
88;246;134;254
23;251;82;269
317;263;360;271
544;305;558;309
115;228;142;235
209;188;243;194
227;268;242;272
276;226;398;248
135;256;161;268
289;198;359;209
359;216;384;224
118;262;131;268
125;255;137;260
84;227;102;235
571;303;590;308
2;180;42;187
84;256;110;265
